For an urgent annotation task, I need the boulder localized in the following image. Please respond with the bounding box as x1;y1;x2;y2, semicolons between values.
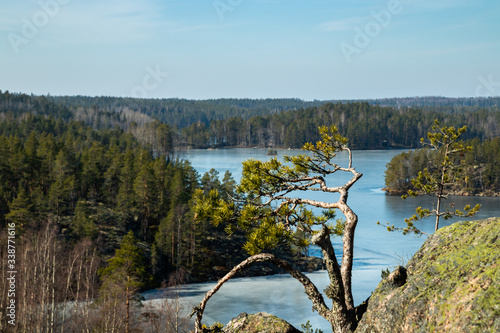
356;218;500;333
224;312;301;333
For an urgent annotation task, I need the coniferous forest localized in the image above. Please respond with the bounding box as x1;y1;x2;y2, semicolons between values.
0;114;201;330
0;90;499;331
2;91;499;150
180;101;499;149
0;91;320;331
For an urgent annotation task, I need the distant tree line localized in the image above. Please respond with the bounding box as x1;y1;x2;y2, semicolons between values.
47;94;325;129
366;96;500;111
181;102;500;149
3;91;500;151
0;91;176;157
45;93;500;128
0;90;156;131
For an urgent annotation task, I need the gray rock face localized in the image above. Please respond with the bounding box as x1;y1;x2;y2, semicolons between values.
356;218;500;333
223;312;301;333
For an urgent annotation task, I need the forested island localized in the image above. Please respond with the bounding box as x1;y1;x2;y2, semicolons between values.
384;137;500;196
0;90;499;331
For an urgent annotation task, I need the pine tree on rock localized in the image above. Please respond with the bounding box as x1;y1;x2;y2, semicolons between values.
385;120;481;235
192;126;363;333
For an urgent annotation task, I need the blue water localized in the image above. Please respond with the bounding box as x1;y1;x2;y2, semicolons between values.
144;148;500;331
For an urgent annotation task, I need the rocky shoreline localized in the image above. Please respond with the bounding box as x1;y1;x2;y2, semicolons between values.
356;217;500;332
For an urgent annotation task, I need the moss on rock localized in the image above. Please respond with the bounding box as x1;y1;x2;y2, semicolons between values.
356;217;500;333
223;312;301;333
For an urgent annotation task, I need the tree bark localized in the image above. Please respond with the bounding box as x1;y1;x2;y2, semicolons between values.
339;200;358;311
50;240;56;333
191;253;354;333
312;225;355;331
126;275;130;333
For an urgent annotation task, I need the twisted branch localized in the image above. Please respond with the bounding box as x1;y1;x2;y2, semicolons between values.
190;253;331;333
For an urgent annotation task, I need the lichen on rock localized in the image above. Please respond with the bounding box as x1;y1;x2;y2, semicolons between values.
356;217;500;333
223;312;301;333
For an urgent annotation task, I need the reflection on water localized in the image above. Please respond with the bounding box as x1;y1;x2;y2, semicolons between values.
143;148;500;331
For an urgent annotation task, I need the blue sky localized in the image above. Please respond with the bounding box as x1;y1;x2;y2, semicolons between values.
1;0;499;100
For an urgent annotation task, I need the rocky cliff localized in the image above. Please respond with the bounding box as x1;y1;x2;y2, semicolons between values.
356;217;500;333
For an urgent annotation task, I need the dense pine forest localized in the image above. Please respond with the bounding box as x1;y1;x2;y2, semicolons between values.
0;114;266;331
0;94;317;331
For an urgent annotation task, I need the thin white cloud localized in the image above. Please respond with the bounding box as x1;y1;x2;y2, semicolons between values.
319;16;368;32
60;1;169;43
3;0;175;46
167;22;242;33
405;41;498;58
439;19;480;32
403;0;471;13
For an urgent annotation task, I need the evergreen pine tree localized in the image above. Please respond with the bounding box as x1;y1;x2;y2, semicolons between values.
99;231;152;333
